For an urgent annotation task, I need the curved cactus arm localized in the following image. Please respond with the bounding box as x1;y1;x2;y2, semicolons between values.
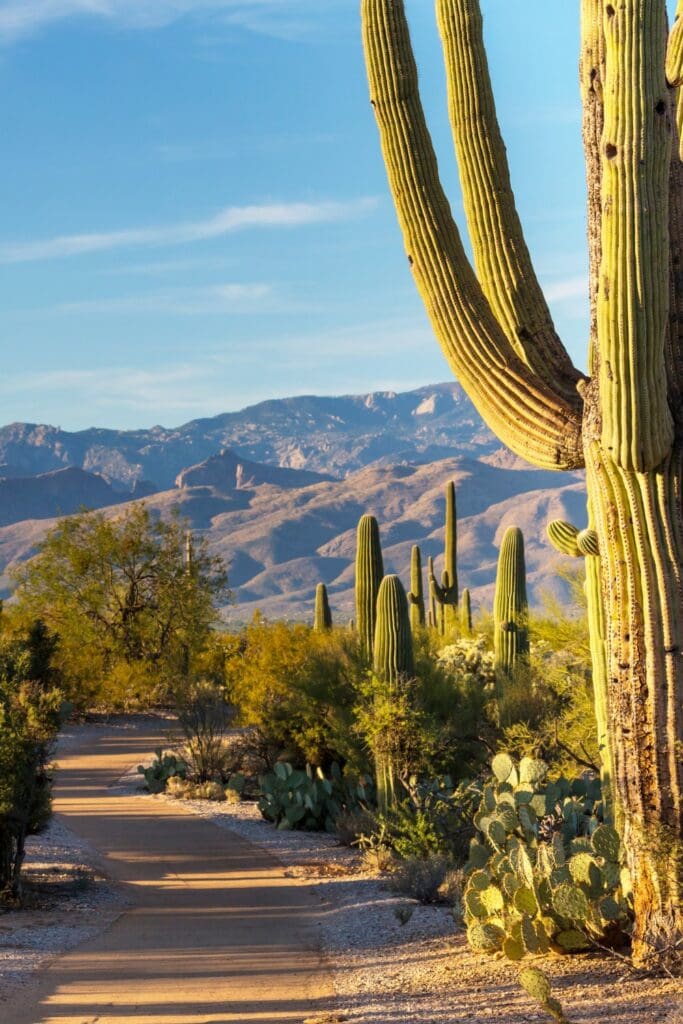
435;0;583;408
361;0;583;472
597;1;673;471
546;521;582;558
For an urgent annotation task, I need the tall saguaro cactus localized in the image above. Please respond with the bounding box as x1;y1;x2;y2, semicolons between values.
355;513;384;658
460;587;472;636
407;544;425;631
313;582;332;632
493;527;528;678
428;481;459;633
362;0;683;960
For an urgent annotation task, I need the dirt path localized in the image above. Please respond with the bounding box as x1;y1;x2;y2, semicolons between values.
3;721;336;1024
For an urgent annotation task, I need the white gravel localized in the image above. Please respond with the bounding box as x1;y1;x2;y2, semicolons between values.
0;816;127;1005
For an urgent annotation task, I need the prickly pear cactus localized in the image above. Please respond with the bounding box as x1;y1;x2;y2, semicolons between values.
463;755;631;960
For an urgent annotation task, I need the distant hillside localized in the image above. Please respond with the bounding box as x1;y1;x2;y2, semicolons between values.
0;454;586;622
0;468;132;527
0;383;498;491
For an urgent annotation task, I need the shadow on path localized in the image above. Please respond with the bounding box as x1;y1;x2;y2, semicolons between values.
3;719;336;1024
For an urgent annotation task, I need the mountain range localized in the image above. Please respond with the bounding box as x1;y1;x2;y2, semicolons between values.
0;383;587;622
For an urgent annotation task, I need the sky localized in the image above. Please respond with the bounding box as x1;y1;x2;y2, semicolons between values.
0;1;660;431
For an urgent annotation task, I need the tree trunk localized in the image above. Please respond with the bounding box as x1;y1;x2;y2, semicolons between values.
585;395;683;961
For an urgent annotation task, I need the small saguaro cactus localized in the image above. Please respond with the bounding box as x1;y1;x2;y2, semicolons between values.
547;519;613;816
460;587;473;636
373;574;414;685
428;481;459;633
373;573;414;814
313;582;332;632
355;513;384;658
407;544;425;632
493;527;528;678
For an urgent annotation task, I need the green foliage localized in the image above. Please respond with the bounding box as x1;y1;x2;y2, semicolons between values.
174;678;234;782
12;505;230;709
378;776;480;863
463;755;631;960
0;613;65;898
225;618;366;771
258;762;369;832
137;748;187;794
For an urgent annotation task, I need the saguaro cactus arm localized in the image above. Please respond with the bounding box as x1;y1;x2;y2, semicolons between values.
435;0;583;408
361;0;583;472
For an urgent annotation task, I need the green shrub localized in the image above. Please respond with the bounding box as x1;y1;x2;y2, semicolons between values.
137;748;187;793
0;616;65;899
388;854;450;904
463;754;631;960
174;678;234;782
226;619;366;771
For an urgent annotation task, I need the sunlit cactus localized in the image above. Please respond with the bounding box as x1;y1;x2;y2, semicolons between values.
313;582;332;632
407;544;425;632
355;513;384;658
493;527;528;678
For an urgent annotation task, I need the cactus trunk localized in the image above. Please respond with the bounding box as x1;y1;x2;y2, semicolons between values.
408;544;425;631
373;574;414;815
355;514;384;658
429;482;459;633
313;583;332;631
460;588;472;636
362;0;683;960
493;527;528;679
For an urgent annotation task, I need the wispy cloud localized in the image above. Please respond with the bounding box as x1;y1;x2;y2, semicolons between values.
53;282;315;316
542;275;588;304
0;1;342;45
0;197;377;265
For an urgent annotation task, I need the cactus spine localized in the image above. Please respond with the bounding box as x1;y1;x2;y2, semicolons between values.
493;527;528;678
313;583;332;632
547;519;614;818
407;544;425;632
355;514;384;658
460;587;472;636
362;0;683;957
373;574;414;814
428;481;459;633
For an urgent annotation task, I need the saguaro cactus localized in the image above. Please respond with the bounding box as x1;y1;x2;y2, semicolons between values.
493;527;528;678
547;519;613;816
429;481;459;633
313;582;332;632
355;513;384;658
373;573;414;814
460;587;473;636
373;574;414;685
362;0;683;959
407;544;425;632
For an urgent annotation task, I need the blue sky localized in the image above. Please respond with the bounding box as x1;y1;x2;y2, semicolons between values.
0;1;648;430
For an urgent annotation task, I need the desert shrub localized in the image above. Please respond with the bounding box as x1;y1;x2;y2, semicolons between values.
226;619;367;770
388;854;450;904
0;615;65;899
463;754;631;960
335;807;378;847
174;678;234;782
378;777;480;863
137;748;187;793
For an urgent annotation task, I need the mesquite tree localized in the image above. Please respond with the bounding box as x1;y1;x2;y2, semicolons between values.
361;0;683;962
